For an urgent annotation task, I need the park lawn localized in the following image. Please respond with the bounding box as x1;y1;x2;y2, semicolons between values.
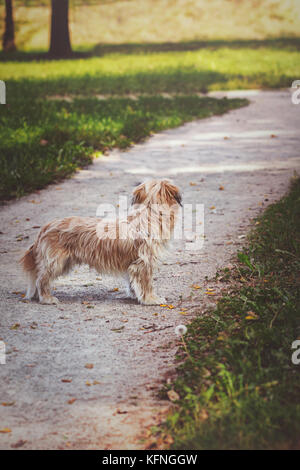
0;38;299;200
0;94;247;200
155;178;300;450
1;39;300;94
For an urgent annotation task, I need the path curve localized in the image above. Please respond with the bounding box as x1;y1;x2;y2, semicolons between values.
0;90;299;449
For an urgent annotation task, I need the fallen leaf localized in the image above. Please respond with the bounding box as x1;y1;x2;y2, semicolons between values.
167;390;180;402
11;440;27;448
10;323;20;330
111;326;125;332
0;428;11;433
219;185;224;190
67;398;76;405
164;435;174;445
1;402;15;407
84;363;94;369
202;368;211;378
245;311;259;320
61;379;72;383
199;408;209;421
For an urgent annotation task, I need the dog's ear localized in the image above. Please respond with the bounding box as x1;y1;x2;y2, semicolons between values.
132;183;147;205
173;191;182;207
159;180;182;207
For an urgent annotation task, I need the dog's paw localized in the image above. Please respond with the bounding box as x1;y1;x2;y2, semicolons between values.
24;295;33;301
40;296;60;305
141;295;166;306
125;288;136;299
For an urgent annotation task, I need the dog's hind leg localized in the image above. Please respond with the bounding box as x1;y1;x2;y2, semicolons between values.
128;260;166;305
36;252;72;305
36;270;59;305
25;271;38;300
21;244;38;300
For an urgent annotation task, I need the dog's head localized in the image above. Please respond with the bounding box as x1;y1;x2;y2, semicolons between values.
132;179;182;208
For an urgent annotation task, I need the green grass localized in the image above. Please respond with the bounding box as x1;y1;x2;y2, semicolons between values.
0;94;247;200
1;38;299;200
1;39;300;94
157;178;300;450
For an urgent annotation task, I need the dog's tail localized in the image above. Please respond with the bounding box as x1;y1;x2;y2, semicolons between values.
20;244;36;274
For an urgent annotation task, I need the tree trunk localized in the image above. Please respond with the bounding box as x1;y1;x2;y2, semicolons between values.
49;0;72;58
3;0;16;52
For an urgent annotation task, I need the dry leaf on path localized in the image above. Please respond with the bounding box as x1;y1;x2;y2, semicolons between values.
85;363;94;369
11;440;27;448
167;390;180;402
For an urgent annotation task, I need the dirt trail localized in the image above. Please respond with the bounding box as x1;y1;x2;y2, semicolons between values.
0;90;299;450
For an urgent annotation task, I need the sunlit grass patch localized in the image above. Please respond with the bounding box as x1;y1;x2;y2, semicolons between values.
0;95;247;200
156;178;300;450
1;45;300;94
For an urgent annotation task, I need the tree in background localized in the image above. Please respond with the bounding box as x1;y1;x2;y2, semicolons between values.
2;0;16;52
49;0;72;57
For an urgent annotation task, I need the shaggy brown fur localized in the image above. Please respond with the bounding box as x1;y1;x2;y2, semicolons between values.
20;179;182;305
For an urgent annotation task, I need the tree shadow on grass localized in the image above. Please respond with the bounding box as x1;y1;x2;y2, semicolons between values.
92;37;300;56
6;69;228;96
0;37;299;62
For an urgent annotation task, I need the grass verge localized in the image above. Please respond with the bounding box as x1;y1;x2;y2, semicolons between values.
156;178;300;450
1;40;300;94
1;36;298;201
0;95;247;200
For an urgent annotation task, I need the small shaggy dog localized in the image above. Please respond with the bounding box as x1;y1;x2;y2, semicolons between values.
20;179;182;305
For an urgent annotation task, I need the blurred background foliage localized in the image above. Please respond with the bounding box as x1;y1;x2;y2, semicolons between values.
0;0;299;52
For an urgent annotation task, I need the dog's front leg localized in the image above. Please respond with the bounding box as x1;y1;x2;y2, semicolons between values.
124;274;136;299
128;260;166;305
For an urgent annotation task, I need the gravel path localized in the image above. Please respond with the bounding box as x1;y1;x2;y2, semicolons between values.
0;90;299;450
